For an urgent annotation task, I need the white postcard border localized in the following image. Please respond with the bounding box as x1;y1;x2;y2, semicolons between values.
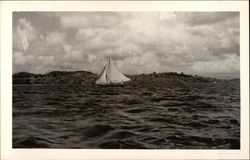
1;1;249;160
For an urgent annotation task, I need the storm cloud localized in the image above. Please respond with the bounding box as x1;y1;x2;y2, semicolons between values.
13;12;240;79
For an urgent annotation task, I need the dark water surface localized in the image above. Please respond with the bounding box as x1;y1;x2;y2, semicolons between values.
13;81;240;149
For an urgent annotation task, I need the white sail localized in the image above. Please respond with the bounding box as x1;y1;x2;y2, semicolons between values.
96;57;131;85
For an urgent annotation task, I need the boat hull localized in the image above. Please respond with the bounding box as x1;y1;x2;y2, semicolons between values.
96;83;125;87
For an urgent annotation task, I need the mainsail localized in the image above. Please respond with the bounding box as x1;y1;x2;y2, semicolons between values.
96;57;131;85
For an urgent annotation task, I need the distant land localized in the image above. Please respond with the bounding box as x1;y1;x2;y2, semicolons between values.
13;71;239;87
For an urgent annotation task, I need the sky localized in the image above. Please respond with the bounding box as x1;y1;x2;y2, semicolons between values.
13;12;240;79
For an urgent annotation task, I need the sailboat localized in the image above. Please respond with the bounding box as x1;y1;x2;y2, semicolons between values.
95;57;131;86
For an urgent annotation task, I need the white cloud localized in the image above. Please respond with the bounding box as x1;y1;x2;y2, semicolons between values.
177;12;238;26
61;16;88;28
188;54;240;75
60;13;122;28
88;55;96;62
13;18;37;51
13;51;27;65
159;12;177;21
63;44;72;53
45;31;65;45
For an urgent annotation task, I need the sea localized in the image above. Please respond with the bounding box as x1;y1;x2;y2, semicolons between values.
13;79;240;149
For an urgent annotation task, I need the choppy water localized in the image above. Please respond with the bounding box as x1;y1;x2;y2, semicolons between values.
13;81;240;149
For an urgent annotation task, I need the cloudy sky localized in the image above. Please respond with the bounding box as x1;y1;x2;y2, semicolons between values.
13;12;239;79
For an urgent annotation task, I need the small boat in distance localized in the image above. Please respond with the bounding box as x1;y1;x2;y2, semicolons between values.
95;56;131;86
